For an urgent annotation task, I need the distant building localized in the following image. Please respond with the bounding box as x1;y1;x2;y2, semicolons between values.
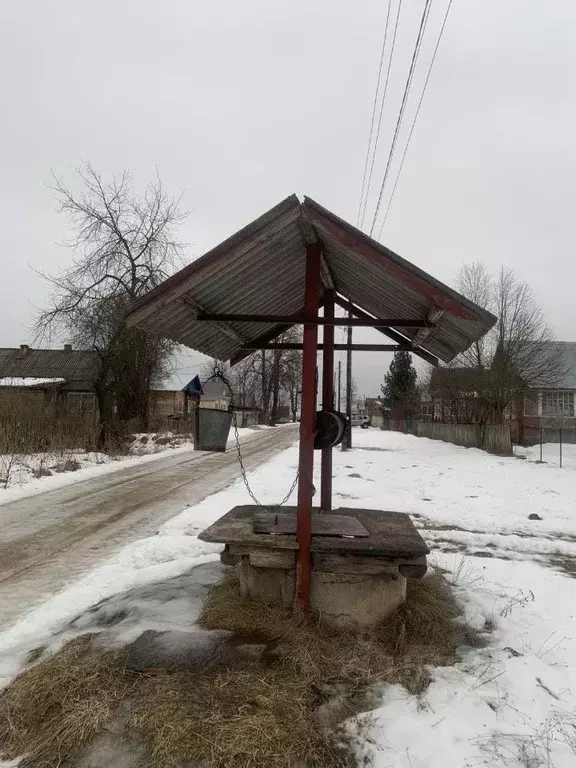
0;344;100;414
423;343;576;442
519;342;576;442
365;397;384;428
199;379;231;410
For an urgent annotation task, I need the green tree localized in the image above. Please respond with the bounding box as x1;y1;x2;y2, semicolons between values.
382;351;418;408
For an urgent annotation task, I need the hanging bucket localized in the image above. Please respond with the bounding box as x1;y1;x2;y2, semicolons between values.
197;408;233;452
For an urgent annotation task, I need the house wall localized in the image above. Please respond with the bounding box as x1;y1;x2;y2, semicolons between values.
518;388;576;444
149;390;185;418
200;396;230;411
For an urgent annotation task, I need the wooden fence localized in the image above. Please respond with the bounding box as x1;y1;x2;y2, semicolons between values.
413;421;513;456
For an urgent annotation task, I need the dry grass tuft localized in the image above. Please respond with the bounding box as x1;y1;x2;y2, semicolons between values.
0;635;133;768
0;573;478;768
200;571;471;694
133;666;348;768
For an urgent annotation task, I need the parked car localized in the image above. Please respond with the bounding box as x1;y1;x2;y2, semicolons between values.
350;413;371;429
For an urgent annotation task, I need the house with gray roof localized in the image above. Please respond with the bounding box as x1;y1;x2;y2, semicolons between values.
0;344;100;414
520;342;576;438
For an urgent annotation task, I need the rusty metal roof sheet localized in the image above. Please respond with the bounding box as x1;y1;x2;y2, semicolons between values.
125;195;496;365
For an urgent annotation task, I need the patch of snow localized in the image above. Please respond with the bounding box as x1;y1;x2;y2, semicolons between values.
361;554;576;768
0;440;297;684
0;377;66;387
516;441;576;470
1;428;576;765
0;427;259;505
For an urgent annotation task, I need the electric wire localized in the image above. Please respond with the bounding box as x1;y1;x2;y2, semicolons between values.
369;0;434;236
356;0;394;227
377;0;455;237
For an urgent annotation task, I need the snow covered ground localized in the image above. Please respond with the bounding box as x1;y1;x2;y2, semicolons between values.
517;441;576;470
0;427;258;505
1;429;575;766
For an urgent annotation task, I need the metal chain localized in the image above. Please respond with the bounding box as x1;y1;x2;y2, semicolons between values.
203;369;300;511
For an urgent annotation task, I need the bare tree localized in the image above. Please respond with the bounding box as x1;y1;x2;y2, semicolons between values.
36;162;188;444
456;262;493;371
280;347;302;421
454;263;564;421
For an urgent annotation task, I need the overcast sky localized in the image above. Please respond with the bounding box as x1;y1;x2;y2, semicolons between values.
1;0;575;398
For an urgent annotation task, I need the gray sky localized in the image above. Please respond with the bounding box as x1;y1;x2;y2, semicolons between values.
1;0;575;398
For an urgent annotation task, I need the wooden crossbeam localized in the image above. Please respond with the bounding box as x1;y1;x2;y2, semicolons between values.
333;296;439;367
410;308;445;348
239;343;412;352
197;312;432;328
181;297;245;345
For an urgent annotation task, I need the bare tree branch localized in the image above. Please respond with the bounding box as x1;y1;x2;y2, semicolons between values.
35;162;189;444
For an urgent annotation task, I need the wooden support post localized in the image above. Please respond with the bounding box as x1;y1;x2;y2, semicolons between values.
321;290;335;511
193;399;200;450
343;310;353;450
294;242;322;615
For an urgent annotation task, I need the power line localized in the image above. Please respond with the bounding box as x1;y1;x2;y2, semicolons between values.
359;0;405;230
369;0;434;237
356;0;393;227
378;0;455;237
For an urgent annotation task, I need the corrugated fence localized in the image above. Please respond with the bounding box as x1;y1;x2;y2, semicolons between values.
413;422;513;456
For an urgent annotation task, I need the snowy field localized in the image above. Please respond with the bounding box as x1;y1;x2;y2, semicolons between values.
0;427;258;505
1;429;576;766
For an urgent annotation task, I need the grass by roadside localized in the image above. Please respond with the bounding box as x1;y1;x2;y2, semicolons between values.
0;571;483;768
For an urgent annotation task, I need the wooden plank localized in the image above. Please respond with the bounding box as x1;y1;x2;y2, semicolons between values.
398;558;428;579
410;308;445;348
198;506;429;558
313;553;399;575
249;549;296;569
253;512;369;538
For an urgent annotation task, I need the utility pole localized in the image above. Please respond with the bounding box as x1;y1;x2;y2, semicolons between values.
337;361;342;411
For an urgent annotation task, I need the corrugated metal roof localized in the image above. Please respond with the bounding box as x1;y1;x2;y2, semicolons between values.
125;195;497;365
536;342;576;390
557;343;576;389
0;348;99;390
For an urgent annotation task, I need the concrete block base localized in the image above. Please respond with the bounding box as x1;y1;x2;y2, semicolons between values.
238;558;407;631
311;570;406;630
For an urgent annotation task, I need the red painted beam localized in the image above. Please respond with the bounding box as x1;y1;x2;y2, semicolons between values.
320;290;335;512
294;243;322;615
197;313;432;328
240;343;410;352
334;296;439;367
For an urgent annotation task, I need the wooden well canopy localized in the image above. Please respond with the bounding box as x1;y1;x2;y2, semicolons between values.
125;195;496;614
125;195;496;366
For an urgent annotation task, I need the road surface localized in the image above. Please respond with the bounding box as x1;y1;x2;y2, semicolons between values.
0;425;298;627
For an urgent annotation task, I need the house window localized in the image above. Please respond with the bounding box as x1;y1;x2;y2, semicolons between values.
524;396;538;416
542;391;574;417
67;392;96;414
420;402;433;418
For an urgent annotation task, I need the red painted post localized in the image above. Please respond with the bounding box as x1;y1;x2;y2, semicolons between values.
320;290;335;511
294;242;322;614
